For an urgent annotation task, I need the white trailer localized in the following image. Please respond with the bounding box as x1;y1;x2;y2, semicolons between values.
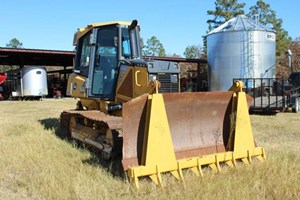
6;66;48;100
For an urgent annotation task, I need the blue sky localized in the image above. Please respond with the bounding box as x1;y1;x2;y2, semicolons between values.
0;0;298;56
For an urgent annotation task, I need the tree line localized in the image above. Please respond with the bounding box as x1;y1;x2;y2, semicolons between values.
4;1;298;77
143;0;298;77
146;0;291;58
4;0;293;61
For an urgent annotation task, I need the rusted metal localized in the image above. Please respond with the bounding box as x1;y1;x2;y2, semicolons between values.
63;110;123;130
60;110;123;158
164;92;233;157
122;94;149;170
122;92;234;170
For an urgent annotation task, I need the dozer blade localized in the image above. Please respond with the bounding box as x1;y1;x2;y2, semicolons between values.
122;89;265;188
122;92;234;170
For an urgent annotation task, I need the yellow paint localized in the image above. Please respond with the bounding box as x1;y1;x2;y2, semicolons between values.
128;148;265;189
134;67;152;97
74;21;132;46
67;73;86;98
141;94;177;168
233;92;256;152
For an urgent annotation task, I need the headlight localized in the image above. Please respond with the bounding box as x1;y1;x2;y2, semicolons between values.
149;74;157;81
171;74;178;83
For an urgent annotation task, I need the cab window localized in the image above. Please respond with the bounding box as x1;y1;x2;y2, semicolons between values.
75;32;91;77
122;28;131;58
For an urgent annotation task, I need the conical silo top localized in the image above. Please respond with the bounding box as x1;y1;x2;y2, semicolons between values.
207;15;276;35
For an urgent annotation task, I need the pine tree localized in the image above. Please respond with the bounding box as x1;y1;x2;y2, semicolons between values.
207;0;245;31
247;0;292;78
183;45;203;59
143;36;166;57
6;38;23;48
203;0;245;55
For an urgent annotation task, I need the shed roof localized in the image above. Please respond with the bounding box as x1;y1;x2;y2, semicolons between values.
0;47;75;67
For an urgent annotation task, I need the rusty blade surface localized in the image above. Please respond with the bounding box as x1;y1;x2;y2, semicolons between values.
163;92;233;159
122;92;234;170
122;94;149;170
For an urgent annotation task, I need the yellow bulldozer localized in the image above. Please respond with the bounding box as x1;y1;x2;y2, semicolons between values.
60;20;265;188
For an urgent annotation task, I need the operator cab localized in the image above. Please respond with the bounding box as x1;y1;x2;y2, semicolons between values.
73;20;141;100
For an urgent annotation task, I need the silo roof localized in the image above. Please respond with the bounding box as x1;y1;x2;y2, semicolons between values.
207;15;276;35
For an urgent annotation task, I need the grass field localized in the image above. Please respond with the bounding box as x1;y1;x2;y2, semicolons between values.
0;99;299;200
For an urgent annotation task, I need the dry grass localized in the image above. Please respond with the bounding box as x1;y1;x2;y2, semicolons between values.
0;99;299;200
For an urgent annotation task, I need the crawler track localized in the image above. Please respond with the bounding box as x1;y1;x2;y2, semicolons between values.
60;110;122;133
60;110;123;156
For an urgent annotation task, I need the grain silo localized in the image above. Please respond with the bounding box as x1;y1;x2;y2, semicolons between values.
207;15;276;91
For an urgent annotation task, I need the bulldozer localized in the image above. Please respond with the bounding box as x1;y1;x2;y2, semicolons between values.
60;20;265;188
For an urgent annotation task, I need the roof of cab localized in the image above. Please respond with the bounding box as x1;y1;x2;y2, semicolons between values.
74;21;132;43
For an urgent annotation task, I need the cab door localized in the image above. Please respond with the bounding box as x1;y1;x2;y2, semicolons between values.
89;26;119;100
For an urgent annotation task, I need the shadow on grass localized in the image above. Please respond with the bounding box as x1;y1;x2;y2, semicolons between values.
82;153;125;179
39;118;66;139
39;118;126;179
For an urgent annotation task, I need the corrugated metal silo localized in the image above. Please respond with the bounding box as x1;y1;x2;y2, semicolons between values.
207;15;276;91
